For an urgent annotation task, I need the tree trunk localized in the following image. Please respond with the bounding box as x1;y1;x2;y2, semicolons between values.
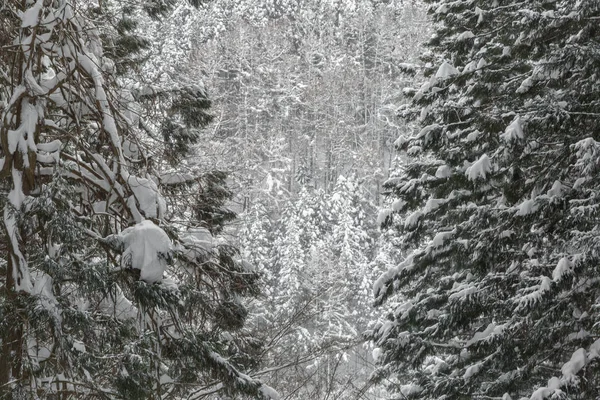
0;256;25;400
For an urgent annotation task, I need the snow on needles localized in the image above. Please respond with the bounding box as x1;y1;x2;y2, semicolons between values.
552;256;573;282
125;173;167;220
435;61;460;79
465;154;492;181
501;116;524;143
119;220;172;283
21;0;43;28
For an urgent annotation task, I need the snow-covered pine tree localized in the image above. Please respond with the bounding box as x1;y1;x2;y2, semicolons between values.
369;1;600;399
328;175;373;330
0;1;277;399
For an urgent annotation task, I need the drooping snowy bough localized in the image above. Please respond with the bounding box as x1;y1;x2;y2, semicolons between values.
0;1;278;399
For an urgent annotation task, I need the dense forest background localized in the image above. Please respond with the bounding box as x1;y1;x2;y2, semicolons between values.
2;0;600;399
137;1;429;398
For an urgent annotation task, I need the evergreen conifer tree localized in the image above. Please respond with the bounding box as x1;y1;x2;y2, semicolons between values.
0;1;277;399
369;1;600;399
328;175;373;330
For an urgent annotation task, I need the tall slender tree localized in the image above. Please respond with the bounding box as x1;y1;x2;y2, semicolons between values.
369;1;600;399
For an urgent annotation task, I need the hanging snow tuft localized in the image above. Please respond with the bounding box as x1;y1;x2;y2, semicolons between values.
463;362;482;379
501;116;524;142
466;322;505;346
516;77;534;93
33;271;62;325
99;284;137;320
126;174;167;219
259;384;281;400
400;384;423;397
552;257;573;282
465;154;492;181
119;220;172;283
404;210;423;229
376;209;393;227
435;165;452;178
435;61;460;79
457;31;475;41
430;230;453;248
475;7;484;24
547;180;562;197
516;199;538;216
21;0;43;28
589;338;600;360
561;348;587;381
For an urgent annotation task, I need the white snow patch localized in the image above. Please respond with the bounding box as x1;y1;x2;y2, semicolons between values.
72;340;86;353
400;384;423;397
160;172;195;185
423;198;445;214
589;338;600;360
392;199;406;212
462;60;478;73
100;285;137;320
373;254;416;299
416;124;440;140
539;276;552;293
435;4;448;13
466;130;481;142
435;165;452;178
435;61;460;79
547;377;561;390
120;220;172;283
501;116;524;142
404;211;422;229
463;362;482;379
377;209;393;226
516;199;538;216
126;174;166;219
457;31;475;41
529;387;557;400
28;338;52;363
552;257;573;282
372;347;382;361
516;77;534;94
21;0;43;27
180;227;214;261
573;177;586;189
33;271;62;324
430;231;453;248
260;384;281;400
8;169;26;208
449;284;477;300
466;322;505;346
424;356;448;375
159;277;179;292
465;154;492;181
547;180;562;197
159;374;173;385
475;7;484;24
561;348;587;381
